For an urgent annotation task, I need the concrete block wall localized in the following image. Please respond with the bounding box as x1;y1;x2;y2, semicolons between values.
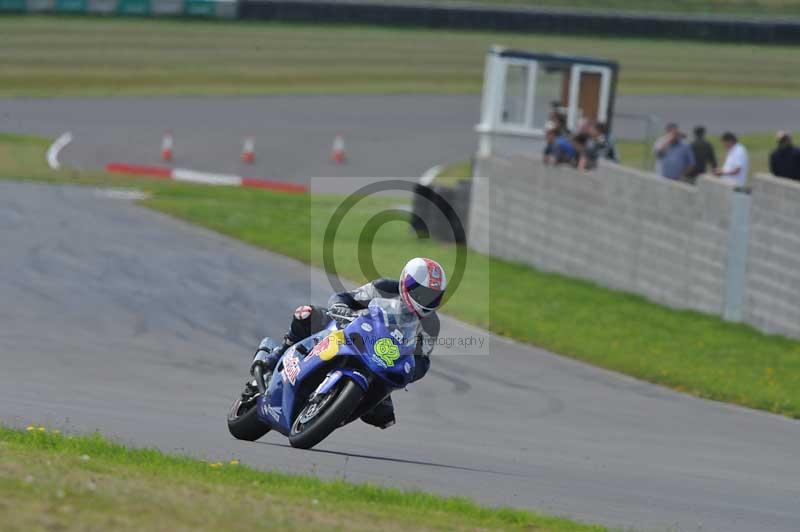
744;174;800;337
470;155;738;320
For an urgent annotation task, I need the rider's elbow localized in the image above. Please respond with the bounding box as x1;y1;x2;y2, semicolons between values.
410;354;430;383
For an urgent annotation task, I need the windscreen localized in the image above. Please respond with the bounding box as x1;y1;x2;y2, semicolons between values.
368;298;419;348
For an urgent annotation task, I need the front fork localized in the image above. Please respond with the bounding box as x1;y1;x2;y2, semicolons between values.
248;335;281;397
310;368;370;400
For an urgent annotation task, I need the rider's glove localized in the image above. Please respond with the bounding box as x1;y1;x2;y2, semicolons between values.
328;303;355;328
328;303;354;321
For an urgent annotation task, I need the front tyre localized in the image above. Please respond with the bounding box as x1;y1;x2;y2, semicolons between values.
227;397;271;441
289;379;364;449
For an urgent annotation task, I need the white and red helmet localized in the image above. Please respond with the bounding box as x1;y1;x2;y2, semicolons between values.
399;258;447;317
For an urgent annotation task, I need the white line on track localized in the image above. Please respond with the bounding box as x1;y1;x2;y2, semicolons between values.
93;188;149;201
46;132;73;170
171;168;242;186
419;164;443;186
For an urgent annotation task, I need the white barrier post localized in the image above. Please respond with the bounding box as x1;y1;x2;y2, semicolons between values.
722;187;752;322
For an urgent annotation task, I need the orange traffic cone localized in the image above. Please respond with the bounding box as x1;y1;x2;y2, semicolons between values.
330;134;346;164
161;130;174;162
241;136;255;164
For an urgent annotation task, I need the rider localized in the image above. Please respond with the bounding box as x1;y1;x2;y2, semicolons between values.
254;257;447;429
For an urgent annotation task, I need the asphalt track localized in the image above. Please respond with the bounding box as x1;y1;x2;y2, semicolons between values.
3;95;800;181
1;180;799;532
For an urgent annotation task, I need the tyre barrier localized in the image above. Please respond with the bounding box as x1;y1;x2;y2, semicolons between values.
4;0;798;43
238;0;800;44
411;179;471;244
0;0;237;18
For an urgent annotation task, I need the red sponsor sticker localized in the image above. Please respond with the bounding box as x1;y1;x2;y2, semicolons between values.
309;335;331;358
282;353;301;385
424;259;442;290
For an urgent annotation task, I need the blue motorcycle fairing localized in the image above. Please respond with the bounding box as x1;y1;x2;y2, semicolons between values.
341;304;416;389
256;323;338;435
255;305;416;436
312;368;369;397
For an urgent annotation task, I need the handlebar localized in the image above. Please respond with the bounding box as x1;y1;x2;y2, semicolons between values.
326;308;367;323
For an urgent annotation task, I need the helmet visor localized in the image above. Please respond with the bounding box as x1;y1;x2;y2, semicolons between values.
406;282;444;311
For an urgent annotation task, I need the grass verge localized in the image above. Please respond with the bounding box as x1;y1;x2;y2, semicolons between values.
3;133;800;419
433;160;474;187
0;425;603;531
3;16;800;97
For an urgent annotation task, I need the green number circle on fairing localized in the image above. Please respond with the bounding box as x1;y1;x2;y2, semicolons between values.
374;338;400;367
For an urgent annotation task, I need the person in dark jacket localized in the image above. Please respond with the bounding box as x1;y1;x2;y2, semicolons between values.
689;126;717;181
543;126;578;166
769;131;800;182
591;122;618;162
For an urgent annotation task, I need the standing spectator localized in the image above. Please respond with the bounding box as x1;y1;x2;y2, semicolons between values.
548;102;570;136
543;126;577;166
714;132;749;187
769;131;800;181
551;113;569;136
653;123;695;181
572;133;596;171
576;117;592;136
689;126;717;180
577;119;599;167
591;122;618;162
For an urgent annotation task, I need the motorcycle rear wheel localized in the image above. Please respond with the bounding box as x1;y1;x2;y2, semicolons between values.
227;396;271;441
289;379;364;449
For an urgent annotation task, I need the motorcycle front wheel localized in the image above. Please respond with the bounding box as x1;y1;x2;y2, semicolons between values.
289;379;364;449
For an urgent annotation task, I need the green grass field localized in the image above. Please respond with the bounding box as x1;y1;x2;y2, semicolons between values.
2;16;800;98
2;132;800;419
0;426;603;531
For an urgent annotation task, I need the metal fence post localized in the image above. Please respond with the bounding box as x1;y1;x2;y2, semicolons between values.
613;112;660;170
723;187;752;322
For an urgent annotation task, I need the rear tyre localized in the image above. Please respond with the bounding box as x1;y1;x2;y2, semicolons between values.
227;397;271;441
289;380;364;450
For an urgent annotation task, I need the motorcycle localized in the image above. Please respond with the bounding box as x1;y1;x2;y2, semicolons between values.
227;298;418;449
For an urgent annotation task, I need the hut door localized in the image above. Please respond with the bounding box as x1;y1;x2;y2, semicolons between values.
567;65;611;130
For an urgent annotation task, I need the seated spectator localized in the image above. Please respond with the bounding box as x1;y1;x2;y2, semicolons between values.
591;122;618;162
653;123;695;181
769;131;800;182
573;133;597;171
689;126;717;181
543;126;577;166
713;132;749;187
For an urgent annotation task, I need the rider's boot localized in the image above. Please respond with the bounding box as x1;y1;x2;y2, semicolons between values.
252;305;327;372
361;396;396;429
241;378;260;402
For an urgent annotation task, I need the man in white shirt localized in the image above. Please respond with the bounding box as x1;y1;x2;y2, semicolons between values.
714;132;749;187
